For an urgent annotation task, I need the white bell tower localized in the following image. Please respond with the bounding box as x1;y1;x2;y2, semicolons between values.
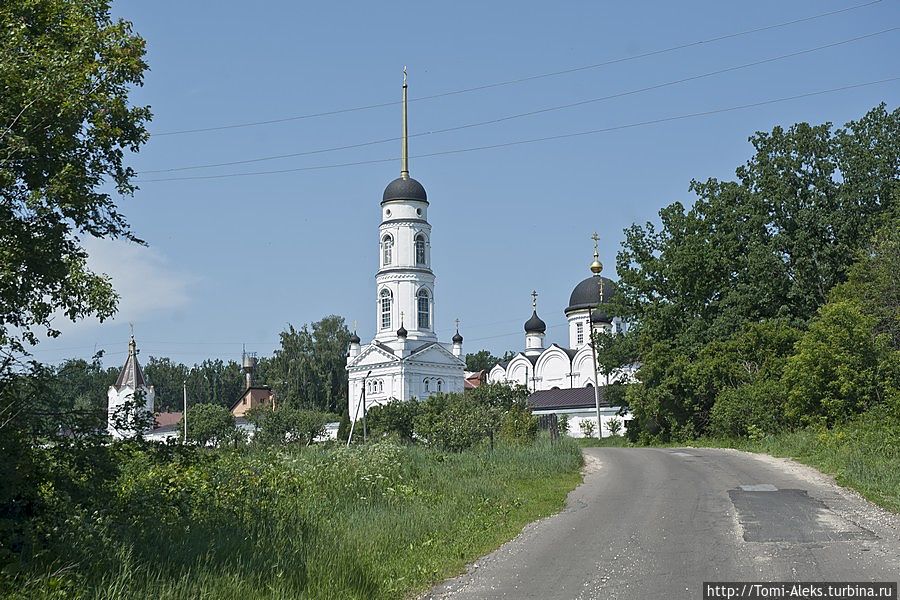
375;67;437;345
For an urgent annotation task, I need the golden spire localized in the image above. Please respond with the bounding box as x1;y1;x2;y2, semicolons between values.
590;232;603;274
401;66;409;180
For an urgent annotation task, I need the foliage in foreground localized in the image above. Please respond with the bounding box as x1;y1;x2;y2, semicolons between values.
2;438;582;600
366;384;538;451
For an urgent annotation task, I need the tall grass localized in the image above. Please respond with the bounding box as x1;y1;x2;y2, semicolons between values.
6;438;582;599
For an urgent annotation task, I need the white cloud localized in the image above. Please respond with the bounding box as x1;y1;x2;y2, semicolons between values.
53;238;192;335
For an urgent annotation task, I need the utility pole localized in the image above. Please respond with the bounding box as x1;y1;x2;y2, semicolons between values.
588;307;602;439
182;380;188;443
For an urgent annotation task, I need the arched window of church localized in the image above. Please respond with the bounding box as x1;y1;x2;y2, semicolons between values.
382;234;393;266
437;379;443;392
415;234;427;265
576;322;584;345
380;288;392;330
585;382;594;388
417;289;430;330
424;378;430;392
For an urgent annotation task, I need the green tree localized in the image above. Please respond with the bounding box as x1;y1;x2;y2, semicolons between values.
185;359;244;408
593;328;637;386
497;403;538;445
144;357;189;412
182;403;239;446
464;350;514;372
615;105;899;440
413;393;493;452
247;406;329;447
783;301;890;427
263;316;350;413
0;0;151;360
366;399;418;443
0;0;149;568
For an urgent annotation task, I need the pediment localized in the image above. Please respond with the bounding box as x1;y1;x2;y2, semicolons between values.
348;344;400;368
407;342;465;366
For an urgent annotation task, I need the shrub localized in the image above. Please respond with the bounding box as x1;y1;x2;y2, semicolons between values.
709;379;785;438
557;414;570;435
783;301;888;426
605;418;622;436
413;393;492;452
579;419;596;438
248;407;329;446
367;399;418;443
498;404;538;445
183;403;240;447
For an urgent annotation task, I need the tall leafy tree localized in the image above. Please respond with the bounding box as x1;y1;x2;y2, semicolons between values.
0;1;150;560
0;0;151;363
143;357;189;413
615;105;899;440
263;316;350;413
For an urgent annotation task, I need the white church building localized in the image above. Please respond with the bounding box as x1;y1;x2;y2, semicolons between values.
488;239;635;437
346;72;465;421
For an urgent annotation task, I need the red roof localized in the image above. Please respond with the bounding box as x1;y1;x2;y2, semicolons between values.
154;412;182;428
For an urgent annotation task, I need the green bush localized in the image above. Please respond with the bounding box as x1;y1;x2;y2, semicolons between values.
413;393;492;452
709;379;785;438
247;407;329;446
497;404;538;445
367;399;419;443
783;301;890;426
182;403;239;446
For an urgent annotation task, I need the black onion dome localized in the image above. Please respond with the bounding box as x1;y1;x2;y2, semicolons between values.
452;331;463;344
524;311;547;334
565;275;616;315
382;177;428;203
349;331;361;344
396;324;408;338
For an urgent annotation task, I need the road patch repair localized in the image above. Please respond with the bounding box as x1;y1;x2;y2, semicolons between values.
728;485;877;543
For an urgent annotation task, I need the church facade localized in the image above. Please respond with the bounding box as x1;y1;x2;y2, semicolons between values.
488;241;634;392
345;72;465;421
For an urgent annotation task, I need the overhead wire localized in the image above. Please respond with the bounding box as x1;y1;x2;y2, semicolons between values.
137;76;900;183
149;0;883;137
141;27;899;175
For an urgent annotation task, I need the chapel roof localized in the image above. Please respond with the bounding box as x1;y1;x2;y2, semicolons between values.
527;387;612;411
113;336;147;391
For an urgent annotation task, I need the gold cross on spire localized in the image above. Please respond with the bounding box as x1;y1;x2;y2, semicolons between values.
531;290;538;310
590;232;603;274
455;318;460;330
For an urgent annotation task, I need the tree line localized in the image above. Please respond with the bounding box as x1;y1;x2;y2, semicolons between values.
607;104;899;442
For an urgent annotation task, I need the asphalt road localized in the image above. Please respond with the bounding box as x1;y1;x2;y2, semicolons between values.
425;447;900;600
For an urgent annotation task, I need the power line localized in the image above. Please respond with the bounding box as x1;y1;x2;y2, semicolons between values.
141;27;899;174
149;1;883;137
137;76;900;183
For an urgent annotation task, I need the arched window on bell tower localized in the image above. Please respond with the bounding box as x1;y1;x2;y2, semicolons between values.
382;234;393;266
417;289;430;330
380;288;392;330
415;234;427;265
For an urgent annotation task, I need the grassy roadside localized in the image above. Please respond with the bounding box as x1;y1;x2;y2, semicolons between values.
686;412;900;514
621;409;900;514
571;409;899;514
7;438;583;600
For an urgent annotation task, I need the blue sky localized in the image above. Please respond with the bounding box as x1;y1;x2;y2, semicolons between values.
35;0;899;366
